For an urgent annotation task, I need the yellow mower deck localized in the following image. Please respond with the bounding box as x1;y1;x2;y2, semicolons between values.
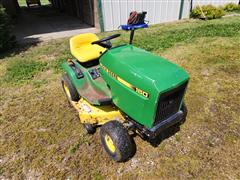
70;98;125;125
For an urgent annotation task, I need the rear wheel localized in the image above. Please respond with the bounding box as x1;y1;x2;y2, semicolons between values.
83;124;96;134
61;74;80;101
100;121;135;162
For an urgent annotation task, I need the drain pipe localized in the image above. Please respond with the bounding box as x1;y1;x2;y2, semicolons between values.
190;0;193;13
178;0;184;20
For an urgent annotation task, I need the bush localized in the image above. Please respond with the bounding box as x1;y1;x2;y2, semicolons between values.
223;3;240;12
0;5;15;53
191;5;225;20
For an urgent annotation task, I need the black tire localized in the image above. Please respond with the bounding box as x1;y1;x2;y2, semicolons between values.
100;121;135;162
83;124;96;134
61;74;80;101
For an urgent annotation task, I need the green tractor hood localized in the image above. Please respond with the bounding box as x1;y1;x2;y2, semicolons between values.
100;45;189;128
101;45;188;92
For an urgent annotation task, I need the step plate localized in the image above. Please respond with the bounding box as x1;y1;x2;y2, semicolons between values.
71;98;124;125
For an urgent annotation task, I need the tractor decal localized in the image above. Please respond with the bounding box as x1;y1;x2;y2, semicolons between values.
100;64;149;98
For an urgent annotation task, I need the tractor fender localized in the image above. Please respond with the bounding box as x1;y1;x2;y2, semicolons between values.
61;61;85;91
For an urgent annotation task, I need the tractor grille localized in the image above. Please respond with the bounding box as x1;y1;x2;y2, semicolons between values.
154;81;188;126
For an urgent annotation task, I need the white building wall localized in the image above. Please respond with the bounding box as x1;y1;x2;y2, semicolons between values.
101;0;239;31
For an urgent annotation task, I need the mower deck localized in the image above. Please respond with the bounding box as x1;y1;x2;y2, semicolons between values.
70;98;124;125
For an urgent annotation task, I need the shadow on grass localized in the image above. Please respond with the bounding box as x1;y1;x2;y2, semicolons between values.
148;125;180;147
0;38;41;60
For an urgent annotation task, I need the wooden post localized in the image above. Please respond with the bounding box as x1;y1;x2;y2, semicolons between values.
94;0;100;29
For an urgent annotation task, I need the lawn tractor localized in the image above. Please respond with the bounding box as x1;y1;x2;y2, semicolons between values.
61;12;189;162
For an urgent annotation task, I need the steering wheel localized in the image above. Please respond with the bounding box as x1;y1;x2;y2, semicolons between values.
92;34;121;48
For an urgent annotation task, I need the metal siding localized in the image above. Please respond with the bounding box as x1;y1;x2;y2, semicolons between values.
162;1;169;22
134;1;142;11
182;0;190;19
102;0;111;31
112;0;120;29
172;1;179;21
155;1;161;24
168;1;174;21
101;0;239;31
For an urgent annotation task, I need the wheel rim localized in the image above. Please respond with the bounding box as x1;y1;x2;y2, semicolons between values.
105;134;116;153
63;83;71;98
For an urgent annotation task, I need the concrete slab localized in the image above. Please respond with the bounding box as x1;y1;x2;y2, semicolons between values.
13;5;99;44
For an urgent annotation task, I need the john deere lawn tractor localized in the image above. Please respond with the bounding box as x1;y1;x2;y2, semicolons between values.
61;12;189;162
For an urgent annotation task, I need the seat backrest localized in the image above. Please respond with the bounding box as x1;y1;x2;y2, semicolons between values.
70;33;99;50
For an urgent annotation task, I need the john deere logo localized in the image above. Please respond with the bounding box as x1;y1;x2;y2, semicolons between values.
100;64;149;98
135;88;149;98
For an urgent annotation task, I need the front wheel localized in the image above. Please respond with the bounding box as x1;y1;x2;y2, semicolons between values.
100;121;135;162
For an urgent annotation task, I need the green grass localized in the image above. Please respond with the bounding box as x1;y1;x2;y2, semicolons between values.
137;21;240;51
3;60;47;84
18;0;50;7
111;17;240;52
0;16;240;179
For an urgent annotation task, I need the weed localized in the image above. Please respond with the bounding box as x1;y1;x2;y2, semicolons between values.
207;136;216;147
32;79;48;88
175;133;181;142
3;60;47;84
159;143;165;151
45;46;72;74
51;57;67;74
69;134;91;154
223;3;240;12
0;116;4;125
92;171;104;180
191;5;225;20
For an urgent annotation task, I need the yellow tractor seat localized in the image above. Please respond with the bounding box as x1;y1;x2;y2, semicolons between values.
70;33;106;63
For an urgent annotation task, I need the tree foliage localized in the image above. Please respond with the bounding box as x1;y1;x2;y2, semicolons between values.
0;5;15;53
